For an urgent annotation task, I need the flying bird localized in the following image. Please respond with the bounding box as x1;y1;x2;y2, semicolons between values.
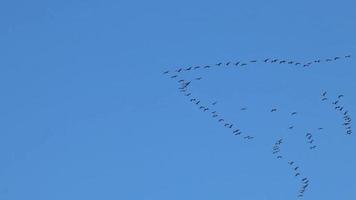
163;70;169;74
212;101;218;106
241;107;247;111
338;94;344;99
271;108;277;112
216;62;222;66
291;112;297;115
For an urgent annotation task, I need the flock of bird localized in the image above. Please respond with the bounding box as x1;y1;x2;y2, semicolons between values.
162;54;352;198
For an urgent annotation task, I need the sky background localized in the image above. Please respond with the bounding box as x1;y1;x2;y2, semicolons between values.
0;0;356;199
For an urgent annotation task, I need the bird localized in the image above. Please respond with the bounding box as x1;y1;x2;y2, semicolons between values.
289;126;294;129
294;167;299;171
288;161;294;165
176;68;183;72
271;59;278;63
163;70;169;74
211;111;217;114
234;61;240;66
233;129;240;133
264;59;269;62
333;100;339;105
250;60;257;63
229;124;233;128
199;106;205;109
234;131;241;135
171;75;178;78
226;62;231;66
241;107;247;111
334;56;340;60
288;61;294;64
277;156;282;159
224;123;230;127
295;173;300;176
291;112;297;115
194;66;200;69
204;65;211;68
338;94;344;99
318;128;323;130
295;62;301;65
322;91;328;97
216;62;222;66
185;93;191;96
195;101;200;105
308;140;314;144
190;98;196;102
322;97;328;101
279;60;286;64
271;108;277;112
310;145;317;149
218;119;224;122
185;67;192;71
326;58;332;62
212;114;218;118
195;77;202;80
212;101;218;106
240;63;247;66
345;55;351;58
302;178;308;181
204;108;209;112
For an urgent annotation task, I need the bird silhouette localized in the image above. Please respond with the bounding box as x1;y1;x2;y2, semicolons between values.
271;108;277;112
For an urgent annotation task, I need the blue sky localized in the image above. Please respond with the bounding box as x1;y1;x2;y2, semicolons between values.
0;0;355;199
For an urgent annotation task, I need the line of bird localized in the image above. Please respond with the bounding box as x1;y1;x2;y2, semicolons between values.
177;79;254;140
305;133;317;150
321;92;352;135
163;55;351;76
272;138;310;198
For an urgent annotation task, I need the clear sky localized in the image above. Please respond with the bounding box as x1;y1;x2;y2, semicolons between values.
1;0;355;199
